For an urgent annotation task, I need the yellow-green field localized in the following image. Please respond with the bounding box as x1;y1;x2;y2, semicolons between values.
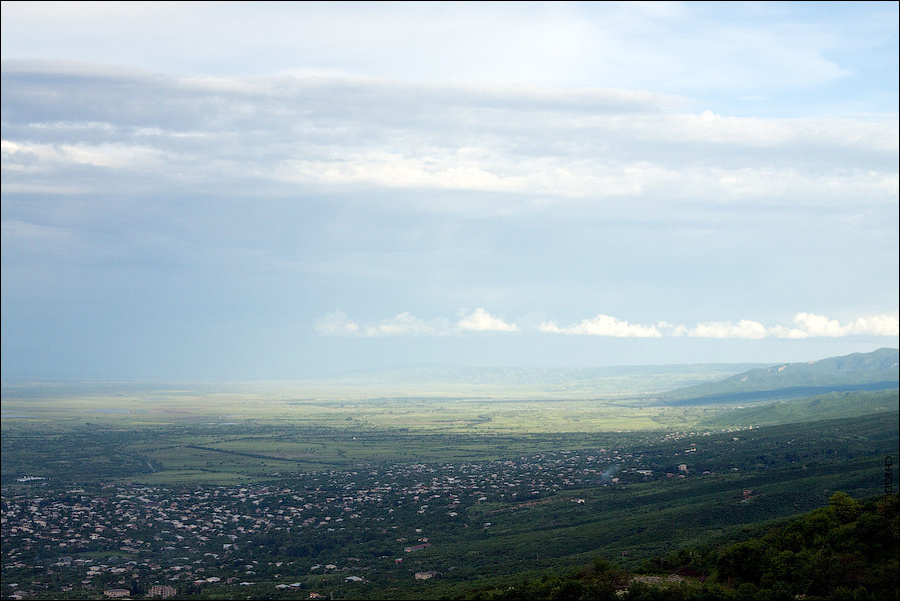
1;380;729;484
1;381;723;431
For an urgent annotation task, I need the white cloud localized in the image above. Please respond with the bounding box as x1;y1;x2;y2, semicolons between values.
312;310;360;337
319;311;899;339
457;308;519;333
539;313;900;339
314;309;518;337
1;139;167;171
689;320;768;339
363;312;446;337
657;321;688;337
783;312;846;338
539;314;662;337
846;314;900;337
275;155;898;202
771;312;900;339
668;111;898;152
313;311;452;338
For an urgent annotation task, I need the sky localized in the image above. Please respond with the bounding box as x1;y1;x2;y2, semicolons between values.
1;1;898;380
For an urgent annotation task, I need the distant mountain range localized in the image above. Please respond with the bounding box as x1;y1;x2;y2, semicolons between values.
316;349;899;402
328;363;765;386
663;347;899;406
320;363;766;397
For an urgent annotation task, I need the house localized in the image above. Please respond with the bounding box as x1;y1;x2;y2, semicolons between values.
404;543;431;552
103;589;131;598
148;584;177;598
415;570;440;580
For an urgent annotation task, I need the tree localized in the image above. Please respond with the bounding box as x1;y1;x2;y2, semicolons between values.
829;492;862;524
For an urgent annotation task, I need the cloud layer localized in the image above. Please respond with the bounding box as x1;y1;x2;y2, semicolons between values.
316;311;898;339
2;65;896;207
3;1;896;103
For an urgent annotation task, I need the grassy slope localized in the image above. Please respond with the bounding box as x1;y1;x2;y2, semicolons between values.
663;347;899;405
699;388;899;428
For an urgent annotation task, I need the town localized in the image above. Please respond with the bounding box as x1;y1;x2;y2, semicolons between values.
3;406;895;600
3;446;657;599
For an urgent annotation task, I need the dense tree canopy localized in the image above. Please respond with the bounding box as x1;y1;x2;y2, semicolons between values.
464;493;898;600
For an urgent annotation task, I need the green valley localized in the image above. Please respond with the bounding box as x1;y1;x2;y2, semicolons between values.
2;349;898;599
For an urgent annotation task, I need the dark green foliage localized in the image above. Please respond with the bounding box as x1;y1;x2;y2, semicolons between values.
462;494;899;601
721;494;898;599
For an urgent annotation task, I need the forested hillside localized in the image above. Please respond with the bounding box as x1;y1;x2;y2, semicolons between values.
663;348;899;405
699;389;899;428
464;493;899;600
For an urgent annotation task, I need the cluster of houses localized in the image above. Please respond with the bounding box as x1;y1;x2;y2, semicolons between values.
3;445;681;597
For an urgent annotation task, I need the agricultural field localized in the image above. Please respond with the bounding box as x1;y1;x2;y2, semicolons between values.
1;372;739;486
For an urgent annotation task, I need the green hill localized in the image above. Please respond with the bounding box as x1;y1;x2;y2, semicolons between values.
701;388;899;429
663;348;899;406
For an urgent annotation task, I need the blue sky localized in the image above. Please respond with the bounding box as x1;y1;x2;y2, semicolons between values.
2;1;898;380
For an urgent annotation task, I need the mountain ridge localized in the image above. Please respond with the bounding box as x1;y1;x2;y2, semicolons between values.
663;347;899;405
